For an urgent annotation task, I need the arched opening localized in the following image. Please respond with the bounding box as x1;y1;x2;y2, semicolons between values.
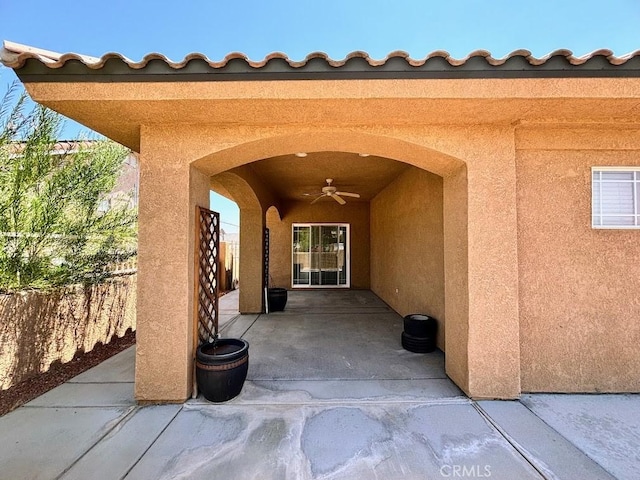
192;130;464;178
210;171;282;313
200;134;470;394
136;127;520;403
209;190;240;294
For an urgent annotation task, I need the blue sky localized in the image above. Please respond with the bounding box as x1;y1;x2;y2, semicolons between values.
2;0;639;230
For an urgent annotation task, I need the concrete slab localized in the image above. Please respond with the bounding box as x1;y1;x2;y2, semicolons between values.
244;311;445;381
25;382;135;407
521;394;640;480
69;346;135;383
224;379;466;404
5;290;637;480
219;288;239;312
478;400;616;479
123;405;254;480
0;406;132;480
283;289;391;314
60;405;182;480
219;313;259;338
219;289;240;330
125;402;542;479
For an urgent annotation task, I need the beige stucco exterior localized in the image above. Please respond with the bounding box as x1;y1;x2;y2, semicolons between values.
370;168;445;349
516;126;640;392
10;72;640;401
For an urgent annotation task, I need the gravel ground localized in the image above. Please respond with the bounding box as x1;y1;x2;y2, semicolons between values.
0;330;136;417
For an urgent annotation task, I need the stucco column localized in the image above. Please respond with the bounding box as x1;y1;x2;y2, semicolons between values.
443;165;470;393
239;209;265;313
463;131;521;399
135;148;210;402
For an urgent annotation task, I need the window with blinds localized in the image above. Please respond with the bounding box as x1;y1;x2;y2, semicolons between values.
592;168;640;228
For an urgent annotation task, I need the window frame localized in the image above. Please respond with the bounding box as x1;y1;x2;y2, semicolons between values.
591;166;640;230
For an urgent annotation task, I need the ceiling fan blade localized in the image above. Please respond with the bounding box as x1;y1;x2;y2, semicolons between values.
310;194;325;205
335;191;360;198
332;194;346;205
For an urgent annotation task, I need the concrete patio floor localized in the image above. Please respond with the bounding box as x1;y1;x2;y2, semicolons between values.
1;290;639;479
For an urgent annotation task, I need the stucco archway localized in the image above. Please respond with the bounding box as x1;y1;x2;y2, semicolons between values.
210;171;272;314
135;126;520;402
192;130;481;399
191;129;465;178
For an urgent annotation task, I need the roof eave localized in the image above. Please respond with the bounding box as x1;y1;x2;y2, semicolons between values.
4;40;640;82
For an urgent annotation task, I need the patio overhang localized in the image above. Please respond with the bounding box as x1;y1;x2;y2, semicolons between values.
2;41;640;152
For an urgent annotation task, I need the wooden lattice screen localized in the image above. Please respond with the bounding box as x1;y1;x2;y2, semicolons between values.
263;227;270;286
263;227;270;312
195;206;220;344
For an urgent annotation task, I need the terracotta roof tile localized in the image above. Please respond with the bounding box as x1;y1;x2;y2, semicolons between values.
2;41;639;79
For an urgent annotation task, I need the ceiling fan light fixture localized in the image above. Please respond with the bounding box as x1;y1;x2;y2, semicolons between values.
295;152;307;158
310;178;360;205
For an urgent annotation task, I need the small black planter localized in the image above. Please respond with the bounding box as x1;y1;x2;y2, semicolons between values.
401;314;438;353
401;331;436;353
403;314;438;338
196;338;249;402
267;287;288;312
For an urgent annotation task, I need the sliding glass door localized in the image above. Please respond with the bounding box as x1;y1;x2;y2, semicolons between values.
292;224;349;287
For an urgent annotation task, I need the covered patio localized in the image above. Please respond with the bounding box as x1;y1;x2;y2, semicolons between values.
223;290;455;397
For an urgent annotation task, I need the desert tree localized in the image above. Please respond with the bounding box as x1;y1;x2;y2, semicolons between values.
0;82;137;291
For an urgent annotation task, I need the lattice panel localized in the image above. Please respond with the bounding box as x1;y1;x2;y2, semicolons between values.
263;227;270;312
263;227;270;289
196;206;220;344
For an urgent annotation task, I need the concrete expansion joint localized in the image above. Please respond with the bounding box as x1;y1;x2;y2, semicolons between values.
119;405;184;479
472;401;556;480
514;398;614;478
66;380;134;384
218;314;242;334
516;399;578;447
184;397;471;408
22;404;134;409
53;406;138;480
217;318;253;337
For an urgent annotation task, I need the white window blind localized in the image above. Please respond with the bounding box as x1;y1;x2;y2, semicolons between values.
592;168;640;229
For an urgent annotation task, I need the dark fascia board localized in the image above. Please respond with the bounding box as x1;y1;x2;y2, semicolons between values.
14;54;640;83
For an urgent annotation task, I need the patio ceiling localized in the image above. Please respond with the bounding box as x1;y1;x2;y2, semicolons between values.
247;152;410;202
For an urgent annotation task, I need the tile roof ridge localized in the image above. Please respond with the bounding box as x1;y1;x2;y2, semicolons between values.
3;40;640;71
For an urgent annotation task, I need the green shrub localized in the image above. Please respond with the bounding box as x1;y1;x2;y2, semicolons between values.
0;83;137;292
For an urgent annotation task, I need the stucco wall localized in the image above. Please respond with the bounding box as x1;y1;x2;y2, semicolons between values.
370;168;446;349
130;122;521;400
517;133;640;392
0;275;136;390
267;201;370;289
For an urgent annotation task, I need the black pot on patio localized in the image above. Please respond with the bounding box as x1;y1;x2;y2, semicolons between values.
267;287;288;312
196;338;249;402
401;314;438;353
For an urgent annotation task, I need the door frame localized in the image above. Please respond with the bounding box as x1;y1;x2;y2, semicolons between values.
291;223;350;289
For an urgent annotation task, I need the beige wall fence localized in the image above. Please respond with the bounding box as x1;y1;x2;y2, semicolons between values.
219;240;240;292
0;273;137;391
0;239;237;392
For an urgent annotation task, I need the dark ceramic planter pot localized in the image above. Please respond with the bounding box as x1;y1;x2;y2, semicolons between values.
267;287;288;312
401;314;438;353
196;338;249;402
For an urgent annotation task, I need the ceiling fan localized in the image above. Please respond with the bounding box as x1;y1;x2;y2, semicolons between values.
309;178;361;205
